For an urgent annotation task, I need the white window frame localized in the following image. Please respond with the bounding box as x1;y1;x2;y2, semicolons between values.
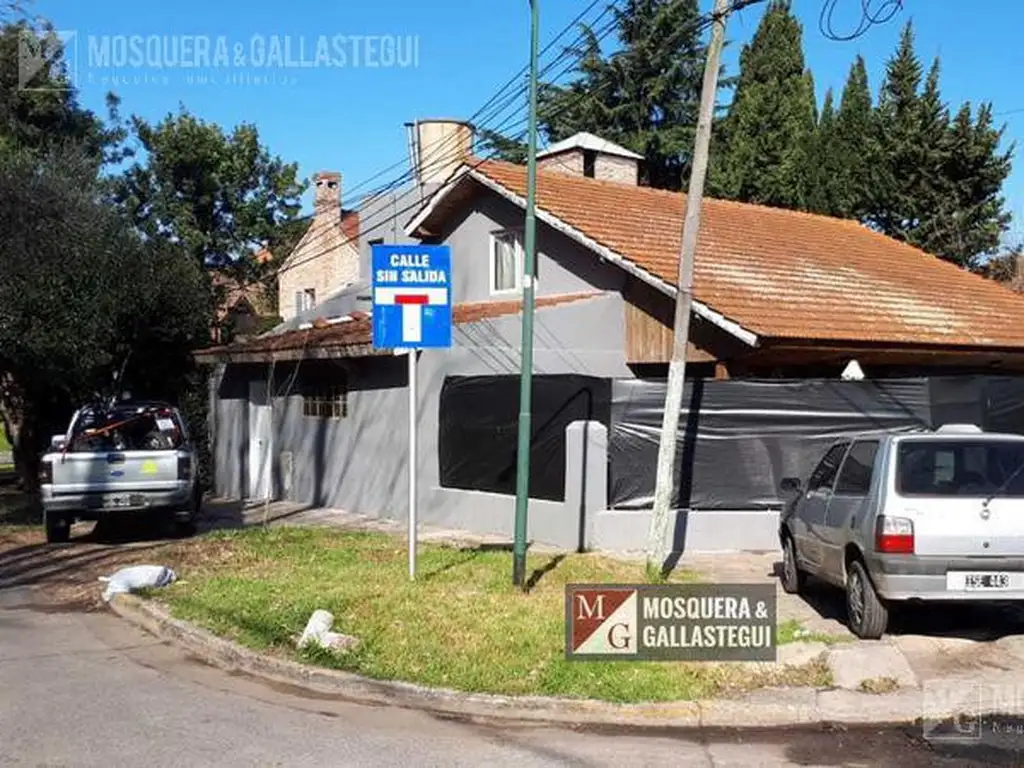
295;287;316;314
489;228;530;296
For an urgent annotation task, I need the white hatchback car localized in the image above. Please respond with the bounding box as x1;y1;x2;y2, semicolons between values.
778;424;1024;639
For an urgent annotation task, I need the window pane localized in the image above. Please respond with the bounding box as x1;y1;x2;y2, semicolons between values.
835;441;879;496
808;442;849;491
897;440;1024;497
493;234;516;291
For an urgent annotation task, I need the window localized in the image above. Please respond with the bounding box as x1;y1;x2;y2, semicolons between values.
302;382;348;419
896;440;1024;497
295;288;316;314
835;440;880;496
583;149;596;178
490;230;524;294
807;441;849;492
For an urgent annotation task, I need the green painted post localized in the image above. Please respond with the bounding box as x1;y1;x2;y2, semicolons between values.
513;0;540;589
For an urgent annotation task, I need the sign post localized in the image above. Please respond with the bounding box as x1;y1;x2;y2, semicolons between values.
371;244;452;580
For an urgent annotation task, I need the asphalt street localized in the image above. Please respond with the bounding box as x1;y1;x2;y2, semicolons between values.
2;585;1020;767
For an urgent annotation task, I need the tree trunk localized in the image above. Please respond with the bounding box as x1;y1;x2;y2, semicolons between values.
0;378;40;492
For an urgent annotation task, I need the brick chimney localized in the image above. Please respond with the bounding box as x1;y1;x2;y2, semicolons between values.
536;132;642;185
314;171;341;220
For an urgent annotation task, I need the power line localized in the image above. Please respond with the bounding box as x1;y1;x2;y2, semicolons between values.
255;4;636;288
239;1;740;298
818;0;903;42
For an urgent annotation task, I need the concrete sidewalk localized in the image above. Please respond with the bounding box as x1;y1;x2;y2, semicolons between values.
201;498;1024;700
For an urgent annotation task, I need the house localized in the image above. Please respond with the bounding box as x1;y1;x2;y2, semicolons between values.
276;171;361;321
209;247;277;344
276;119;476;322
195;124;1024;555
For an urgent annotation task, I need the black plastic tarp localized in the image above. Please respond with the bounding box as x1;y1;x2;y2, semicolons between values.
609;378;933;510
438;375;611;502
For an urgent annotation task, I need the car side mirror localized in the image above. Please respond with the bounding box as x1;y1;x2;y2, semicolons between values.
780;477;801;493
50;434;66;451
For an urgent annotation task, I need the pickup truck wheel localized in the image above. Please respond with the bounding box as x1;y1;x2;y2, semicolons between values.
780;533;806;594
45;513;71;544
846;559;888;639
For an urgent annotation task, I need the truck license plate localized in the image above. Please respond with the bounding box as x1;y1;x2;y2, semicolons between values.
947;572;1013;590
103;494;145;509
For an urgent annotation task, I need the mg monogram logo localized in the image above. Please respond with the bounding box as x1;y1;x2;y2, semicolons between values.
566;587;638;657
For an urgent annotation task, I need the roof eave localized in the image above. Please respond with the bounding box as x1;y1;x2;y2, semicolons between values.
193;342;391;365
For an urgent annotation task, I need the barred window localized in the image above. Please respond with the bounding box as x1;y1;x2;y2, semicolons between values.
302;381;348;419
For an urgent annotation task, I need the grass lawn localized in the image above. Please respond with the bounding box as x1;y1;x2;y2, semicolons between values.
158;526;830;703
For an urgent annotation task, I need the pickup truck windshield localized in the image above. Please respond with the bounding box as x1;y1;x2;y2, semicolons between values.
66;406;184;452
897;440;1024;497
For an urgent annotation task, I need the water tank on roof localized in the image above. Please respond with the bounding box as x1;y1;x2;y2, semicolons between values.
405;119;475;187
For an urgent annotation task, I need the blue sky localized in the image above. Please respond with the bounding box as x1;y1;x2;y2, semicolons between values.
35;0;1024;244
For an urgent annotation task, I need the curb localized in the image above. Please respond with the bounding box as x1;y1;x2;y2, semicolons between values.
108;594;932;730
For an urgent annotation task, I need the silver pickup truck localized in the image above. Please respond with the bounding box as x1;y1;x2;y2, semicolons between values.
39;400;200;543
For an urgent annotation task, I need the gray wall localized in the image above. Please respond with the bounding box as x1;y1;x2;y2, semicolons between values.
357;183;440;280
211;293;634;547
442;191;626;303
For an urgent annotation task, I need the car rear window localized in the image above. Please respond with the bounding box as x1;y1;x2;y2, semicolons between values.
67;405;185;452
896;440;1024;497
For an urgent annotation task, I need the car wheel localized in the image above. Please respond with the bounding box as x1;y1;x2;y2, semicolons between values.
846;559;888;639
45;512;71;544
780;533;806;594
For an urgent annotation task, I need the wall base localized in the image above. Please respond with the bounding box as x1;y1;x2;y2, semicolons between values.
591;508;781;555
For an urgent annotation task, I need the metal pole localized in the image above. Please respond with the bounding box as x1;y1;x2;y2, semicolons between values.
646;0;731;574
408;348;417;580
513;0;540;589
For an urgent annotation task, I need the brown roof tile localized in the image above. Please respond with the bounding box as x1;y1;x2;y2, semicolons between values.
196;292;603;358
466;159;1024;349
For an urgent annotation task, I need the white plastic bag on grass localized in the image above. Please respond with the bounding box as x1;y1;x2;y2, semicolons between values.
99;564;177;602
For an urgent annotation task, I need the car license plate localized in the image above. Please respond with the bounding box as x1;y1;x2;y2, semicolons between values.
102;494;145;509
946;572;1016;590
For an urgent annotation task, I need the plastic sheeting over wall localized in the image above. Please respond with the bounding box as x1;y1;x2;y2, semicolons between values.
438;375;611;502
609;378;935;510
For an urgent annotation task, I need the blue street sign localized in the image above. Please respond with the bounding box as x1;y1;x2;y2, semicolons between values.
371;244;452;349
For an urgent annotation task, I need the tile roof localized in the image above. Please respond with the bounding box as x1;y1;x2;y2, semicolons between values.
196;292;602;358
455;159;1024;349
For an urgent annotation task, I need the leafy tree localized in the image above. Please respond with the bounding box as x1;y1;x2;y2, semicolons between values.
113;108;306;282
708;0;817;209
0;21;127;163
480;0;713;190
0;146;209;488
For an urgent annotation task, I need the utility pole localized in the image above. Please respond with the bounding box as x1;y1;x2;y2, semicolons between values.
646;0;732;573
512;0;540;590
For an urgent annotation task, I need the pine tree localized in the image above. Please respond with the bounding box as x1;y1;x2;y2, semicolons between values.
868;22;924;238
708;0;817;210
933;102;1013;268
805;89;838;216
868;22;1012;267
832;55;874;220
478;0;712;190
